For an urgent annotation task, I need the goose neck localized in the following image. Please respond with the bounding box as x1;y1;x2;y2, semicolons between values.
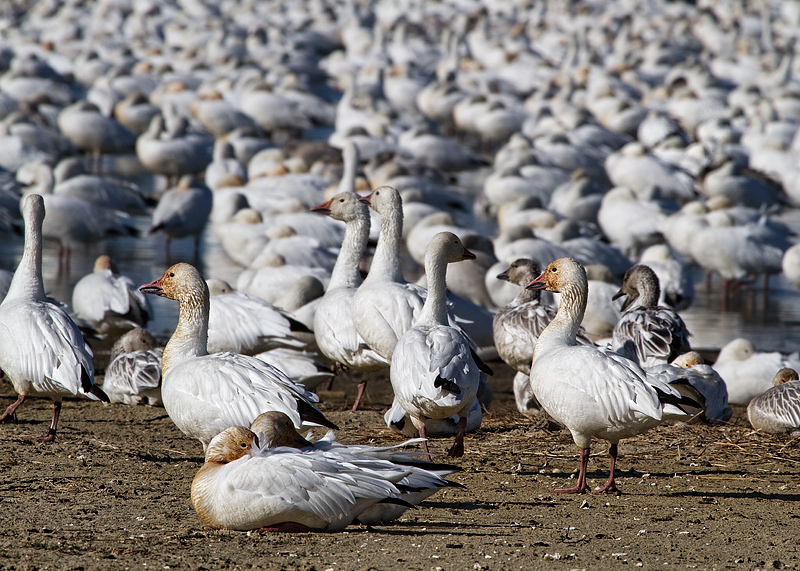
328;213;369;289
532;281;586;361
162;290;210;376
6;209;45;302
415;253;449;327
366;207;404;283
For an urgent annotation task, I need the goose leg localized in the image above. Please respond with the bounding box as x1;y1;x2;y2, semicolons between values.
33;401;61;443
447;416;468;458
553;447;589;494
350;380;368;412
0;393;26;423
592;443;619;494
418;425;432;463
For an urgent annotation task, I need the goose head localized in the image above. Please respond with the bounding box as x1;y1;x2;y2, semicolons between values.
426;231;476;265
204;426;257;464
359;185;401;215
497;258;541;287
139;262;209;306
310;191;367;223
249;411;312;449
772;368;799;387
612;264;661;311
525;257;586;295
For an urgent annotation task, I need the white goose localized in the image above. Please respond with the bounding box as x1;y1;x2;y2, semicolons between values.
712;338;800;405
747;368;800;434
0;194;108;441
101;327;163;406
71;255;151;338
390;232;482;460
206;278;306;355
139;263;337;451
190;425;403;532
610;265;692;368
310;191;390;410
147;175;213;258
528;257;701;493
493;258;594;414
249;411;459;525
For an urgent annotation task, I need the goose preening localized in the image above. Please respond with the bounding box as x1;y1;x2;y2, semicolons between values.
527;257;701;493
390;232;482;461
310;191;390;411
101;327;163;406
139;262;336;451
248;411;460;525
713;338;800;405
611;264;692;368
747;368;800;434
0;194;108;441
191;425;405;531
71;255;151;338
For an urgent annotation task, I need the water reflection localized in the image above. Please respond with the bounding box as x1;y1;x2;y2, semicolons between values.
1;216;799;354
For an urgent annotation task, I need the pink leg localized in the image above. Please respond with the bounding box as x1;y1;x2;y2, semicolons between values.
419;425;432;463
447;416;468;458
553;447;590;494
33;401;61;443
350;380;367;412
0;393;26;423
592;443;619;494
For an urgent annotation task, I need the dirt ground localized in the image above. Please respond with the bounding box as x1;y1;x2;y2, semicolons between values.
1;360;799;571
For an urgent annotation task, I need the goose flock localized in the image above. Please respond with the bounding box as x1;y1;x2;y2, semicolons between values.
3;0;800;530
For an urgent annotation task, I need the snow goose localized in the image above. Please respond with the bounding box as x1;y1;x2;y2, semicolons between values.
71;255;151;339
138;262;337;451
0;194;108;441
638;244;694;310
190;425;402;532
135;114;213;183
147;174;213;258
249;410;460;525
493;258;594;414
310;192;390;410
101;327;163;406
747;368;800;434
666;352;732;424
57;101;136;172
390;232;482;461
610;265;692;368
253;349;333;393
206;278;307;355
527;257;701;493
713;338;800;405
352;186;427;361
596;186;667;258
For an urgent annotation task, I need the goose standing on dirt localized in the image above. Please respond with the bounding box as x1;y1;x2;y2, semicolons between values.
249;410;459;525
190;425;404;531
390;232;482;461
101;327;163;406
527;257;701;493
611;264;692;368
493;258;594;414
71;254;151;338
139;263;337;451
747;368;800;434
310;192;389;410
0;194;108;441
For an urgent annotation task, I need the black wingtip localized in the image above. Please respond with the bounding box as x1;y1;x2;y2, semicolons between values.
434;375;461;395
296;398;339;430
470;348;493;376
82;367;110;403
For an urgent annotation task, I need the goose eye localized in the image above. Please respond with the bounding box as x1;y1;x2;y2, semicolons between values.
550;267;557;273
241;442;247;448
339;198;344;202
169;272;175;277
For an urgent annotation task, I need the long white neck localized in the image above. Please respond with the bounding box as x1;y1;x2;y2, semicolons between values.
6;204;46;302
531;281;585;363
162;290;209;376
328;212;369;289
415;251;449;327
365;206;404;283
338;144;358;194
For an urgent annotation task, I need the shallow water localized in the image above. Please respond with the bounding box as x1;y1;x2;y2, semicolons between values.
2;217;800;355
